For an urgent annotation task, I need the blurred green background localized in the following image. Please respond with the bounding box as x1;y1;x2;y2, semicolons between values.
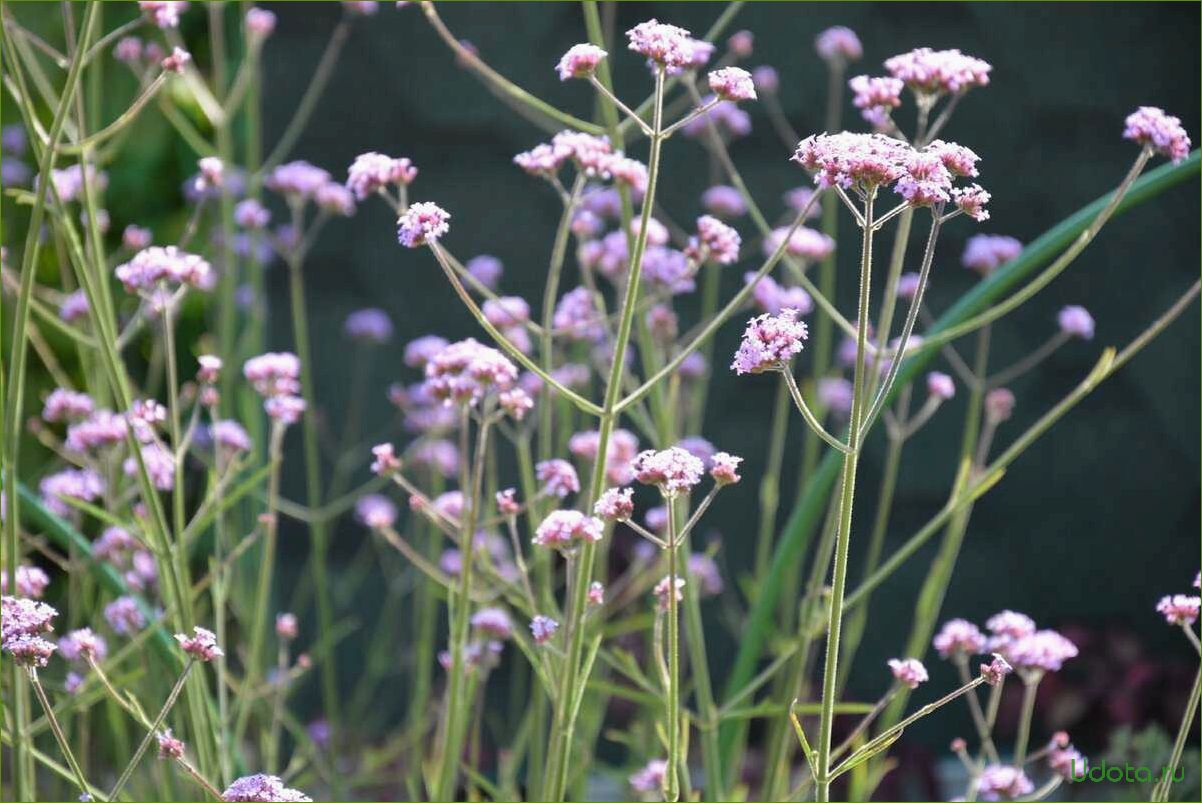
3;1;1199;789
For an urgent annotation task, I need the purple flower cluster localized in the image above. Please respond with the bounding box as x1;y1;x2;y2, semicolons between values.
397;201;451;247
115;246;212;294
221;773;312;802
633;447;705;495
883;47;992;95
1123;106;1191;164
731;308;808;375
346;152;418;199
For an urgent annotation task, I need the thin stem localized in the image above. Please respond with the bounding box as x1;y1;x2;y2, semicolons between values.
1151;667;1200;802
815;191;875;801
783;369;854;455
1012;675;1041;767
665;501;682;802
955;654;1001;763
108;660;197;801
27;668;96;799
985;331;1070;388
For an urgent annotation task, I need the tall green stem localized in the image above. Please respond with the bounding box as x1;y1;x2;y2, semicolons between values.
665;502;682;801
543;65;666;803
816;192;875;801
1152;667;1200;802
285;256;341;736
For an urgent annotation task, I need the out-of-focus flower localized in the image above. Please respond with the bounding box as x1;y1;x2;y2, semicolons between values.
708;67;756;102
888;657;929;688
594;487;635;521
653;575;686;610
471;607;512;639
344;308;394;344
933;618;987;658
176;626;223;661
984;388;1015;424
221;774;312;802
42;389;94;423
976;765;1033;801
534;510;604;548
709;452;742;485
815;26;862;64
355;494;397;529
962;234;1021;275
1156;594;1201;626
104;596;145;635
702;185;746;218
927;371;955;400
157;729;186;760
1057;305;1095;340
115;246;211;293
557;43;607;80
530;615;559;644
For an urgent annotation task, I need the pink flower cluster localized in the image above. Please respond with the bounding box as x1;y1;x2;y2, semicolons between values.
762;226;835;262
594;487;635;521
244;352;305;424
1057;305;1095;340
569;428;640;484
849;75;903;127
887;657;929;688
423;338;518;406
976;765;1034;801
557;43;607;80
346;152;418;199
746;273;813;316
962;234;1022;275
1123;106;1191;164
221;773;312;802
731;308;808;375
793;132;911;191
708;67;756;102
536;459;580;498
397;201;451;247
814;26;862;63
175;626;224;662
883;47;992;95
633;447;705;495
687;215;741;265
2;596;60;666
626;19;706;71
533;510;604;548
1156;593;1200;626
115;246;212;294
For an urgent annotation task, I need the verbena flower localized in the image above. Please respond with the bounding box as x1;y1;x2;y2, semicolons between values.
66;410;128;453
1156;594;1201;626
39;468;105;517
533;510;604;548
553;286;605;342
139;2;189;29
496;489;520;516
708;67;757;102
266;160;331;199
530;615;559;644
976;765;1033;801
346;152;417;199
275;613;299;641
849;75;903;125
245;8;276;39
630;759;669;793
701;185;746;218
814;26;862;63
1123;106;1191;164
115;246;211;293
933;618;986;658
626;19;697;70
104;596;145;635
157;729;186;759
1049;744;1087;779
653;575;686;610
42;389;94;423
746;273;814;316
424;338;518;406
884;47;992;95
124;442;176;490
2;634;57;667
471;607;512;639
709;452;743;485
587;581;606;605
176;626;223;661
58;628;107;663
751;66;779;94
984;388;1016;424
962;234;1022;275
680;98;751;139
58;290;89;323
536;459;580;498
344;308;394;344
951;183;991;221
1005;629;1078;673
818;378;854;417
633;447;705;495
689;553;724;596
594;487;635;521
482;296;531;328
980;654;1013;686
397;201;451;247
1057;305;1095;340
355;494;397;529
731;309;808;375
793;132;912;192
887;657;929;688
221;773;312;802
927;371;955;400
557;43;607;80
161;46;192;74
688;215;741;265
2;596;58;643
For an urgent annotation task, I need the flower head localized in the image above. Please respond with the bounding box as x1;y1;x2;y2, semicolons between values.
633;447;705;495
140;2;189;28
815;26;862;63
424;338;518;406
58;628;107;663
397;202;450;247
708;67;756;102
221;774;312;802
1005;629;1078;674
1123;106;1191;163
709;452;743;485
594;487;635;521
471;607;512;639
115;246;211;293
653;575;686;610
496;489;520;516
1057;305;1095;340
630;759;669;793
355;494;398;529
962;234;1022;275
980;654;1013;686
158;729;186;760
731;308;808;375
888;657;929;688
752;66;780;94
688;215;741;265
884;47;992;95
984;388;1015;424
849;75;903;125
626;19;696;69
104;596;145;635
1156;594;1201;626
344;308;394;344
530;615;559;645
1049;744;1087;779
933;618;986;658
2;596;58;643
266;161;331;199
2;634;57;667
793;132;912;192
702;185;746;218
175;626;223;662
927;371;955;401
534;510;604;548
346;152;418;199
536;459;580;498
275;613;299;641
557;43;607;80
976;765;1033;801
951;183;991;221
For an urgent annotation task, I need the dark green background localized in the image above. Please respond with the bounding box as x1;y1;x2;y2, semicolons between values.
5;0;1199;772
